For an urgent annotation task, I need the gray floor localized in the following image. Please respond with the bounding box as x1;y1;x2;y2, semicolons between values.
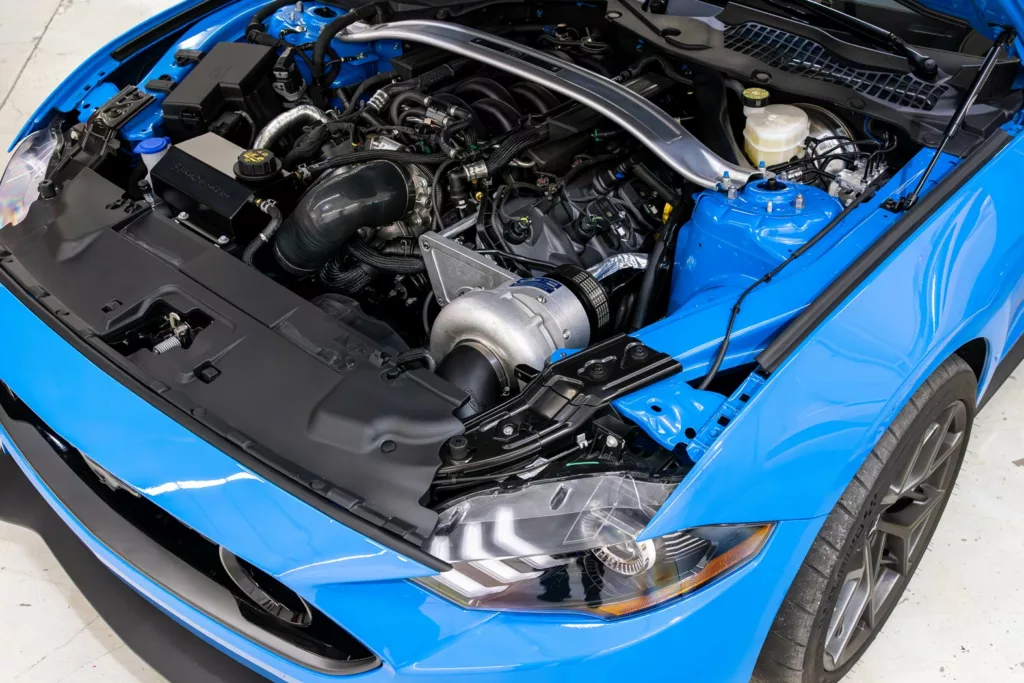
1;3;1023;680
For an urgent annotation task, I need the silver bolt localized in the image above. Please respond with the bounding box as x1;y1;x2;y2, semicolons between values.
421;241;430;251
766;201;774;214
605;435;619;448
562;329;570;340
216;235;229;245
537;295;547;304
794;193;805;210
177;212;189;221
501;424;515;436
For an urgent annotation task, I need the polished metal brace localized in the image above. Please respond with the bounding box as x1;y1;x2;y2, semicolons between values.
341;21;753;189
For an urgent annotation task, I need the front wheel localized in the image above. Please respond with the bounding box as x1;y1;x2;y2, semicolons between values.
753;355;975;682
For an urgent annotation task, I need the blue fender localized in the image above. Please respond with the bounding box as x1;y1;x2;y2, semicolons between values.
642;129;1024;540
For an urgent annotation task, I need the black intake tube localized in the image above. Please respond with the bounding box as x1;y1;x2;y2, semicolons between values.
274;161;412;276
437;344;503;419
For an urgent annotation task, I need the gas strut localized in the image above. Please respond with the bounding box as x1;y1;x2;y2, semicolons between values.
893;28;1015;212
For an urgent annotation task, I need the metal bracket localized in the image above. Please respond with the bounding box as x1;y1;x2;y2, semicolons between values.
420;231;516;305
341;21;753;189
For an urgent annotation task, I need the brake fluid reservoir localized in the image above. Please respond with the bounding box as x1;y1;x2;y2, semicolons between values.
743;89;810;167
669;178;842;311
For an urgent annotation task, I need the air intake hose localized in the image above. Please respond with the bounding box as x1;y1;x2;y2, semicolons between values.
273;161;412;276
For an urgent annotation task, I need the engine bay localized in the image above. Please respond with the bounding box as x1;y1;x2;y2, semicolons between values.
2;0;1018;554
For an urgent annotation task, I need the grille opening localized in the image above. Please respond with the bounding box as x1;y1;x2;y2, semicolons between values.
723;22;951;111
0;384;376;670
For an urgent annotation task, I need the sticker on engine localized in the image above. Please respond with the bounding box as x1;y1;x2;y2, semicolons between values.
510;277;562;293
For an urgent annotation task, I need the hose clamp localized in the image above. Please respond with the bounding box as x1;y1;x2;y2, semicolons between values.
367;90;390;112
462;160;489;182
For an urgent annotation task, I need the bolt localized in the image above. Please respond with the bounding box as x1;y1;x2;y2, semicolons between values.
177;212;189;221
216;235;229;245
421;241;431;251
563;329;571;340
605;435;619;448
448;435;470;462
501;424;516;436
586;362;608;380
537;295;547;304
766;201;774;214
629;344;649;360
794;193;805;210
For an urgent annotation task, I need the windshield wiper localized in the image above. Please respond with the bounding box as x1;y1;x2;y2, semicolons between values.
768;0;938;81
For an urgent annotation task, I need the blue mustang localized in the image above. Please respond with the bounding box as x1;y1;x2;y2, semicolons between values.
0;0;1021;680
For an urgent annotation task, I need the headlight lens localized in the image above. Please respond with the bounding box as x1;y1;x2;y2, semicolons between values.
417;475;773;618
1;129;58;228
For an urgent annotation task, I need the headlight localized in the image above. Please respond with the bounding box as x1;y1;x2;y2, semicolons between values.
1;129;58;228
417;475;773;618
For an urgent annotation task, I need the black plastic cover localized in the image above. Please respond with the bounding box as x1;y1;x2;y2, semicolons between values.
150;145;260;241
162;42;281;144
0;166;465;543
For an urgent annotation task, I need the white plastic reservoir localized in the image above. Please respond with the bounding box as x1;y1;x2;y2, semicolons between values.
743;104;810;167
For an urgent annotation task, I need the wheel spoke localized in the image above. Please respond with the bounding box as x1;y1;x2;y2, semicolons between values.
877;483;944;564
823;398;966;672
824;542;873;668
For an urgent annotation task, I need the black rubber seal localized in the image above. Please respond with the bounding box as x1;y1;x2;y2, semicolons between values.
756;129;1013;375
111;0;236;61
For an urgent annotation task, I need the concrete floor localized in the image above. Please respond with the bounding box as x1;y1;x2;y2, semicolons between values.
1;2;1023;680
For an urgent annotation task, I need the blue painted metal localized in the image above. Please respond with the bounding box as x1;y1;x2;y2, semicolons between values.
10;0;400;146
5;0;1024;679
908;0;1024;40
669;180;842;310
2;390;824;680
685;373;766;461
615;148;961;452
642;129;1024;540
265;3;401;90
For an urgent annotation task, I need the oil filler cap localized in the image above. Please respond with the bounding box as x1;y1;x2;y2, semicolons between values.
234;148;282;184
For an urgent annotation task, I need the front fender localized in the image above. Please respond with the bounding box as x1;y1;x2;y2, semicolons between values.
642;128;1024;540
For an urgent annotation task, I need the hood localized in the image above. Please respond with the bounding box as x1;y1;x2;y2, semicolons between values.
911;0;1024;38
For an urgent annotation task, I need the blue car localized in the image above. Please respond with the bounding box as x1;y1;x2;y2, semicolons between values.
0;0;1021;680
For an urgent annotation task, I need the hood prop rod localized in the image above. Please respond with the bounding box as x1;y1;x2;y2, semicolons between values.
891;27;1015;212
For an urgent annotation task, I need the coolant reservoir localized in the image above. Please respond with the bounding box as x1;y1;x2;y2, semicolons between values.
742;89;809;167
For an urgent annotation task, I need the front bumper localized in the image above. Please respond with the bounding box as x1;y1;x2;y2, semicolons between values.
0;282;826;683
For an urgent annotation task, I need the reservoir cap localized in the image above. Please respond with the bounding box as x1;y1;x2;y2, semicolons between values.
742;87;770;109
134;137;170;155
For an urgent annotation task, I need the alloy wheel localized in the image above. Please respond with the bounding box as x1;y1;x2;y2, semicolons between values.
822;399;968;671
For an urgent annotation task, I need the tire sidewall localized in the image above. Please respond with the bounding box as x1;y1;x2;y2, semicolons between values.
803;367;977;682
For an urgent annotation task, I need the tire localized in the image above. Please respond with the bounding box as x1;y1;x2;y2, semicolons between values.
753;355;976;683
